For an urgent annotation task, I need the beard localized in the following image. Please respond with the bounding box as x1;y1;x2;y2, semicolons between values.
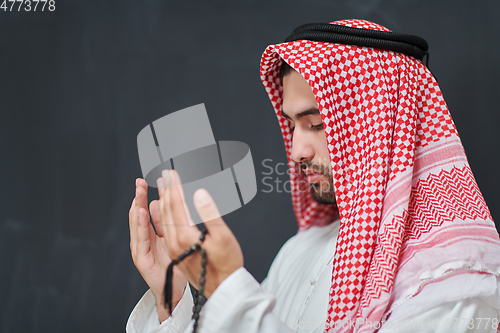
301;161;336;205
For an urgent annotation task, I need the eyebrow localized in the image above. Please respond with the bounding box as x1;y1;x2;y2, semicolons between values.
281;108;321;121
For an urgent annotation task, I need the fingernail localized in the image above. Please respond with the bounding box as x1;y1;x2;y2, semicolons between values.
156;177;165;189
194;189;211;206
162;169;172;188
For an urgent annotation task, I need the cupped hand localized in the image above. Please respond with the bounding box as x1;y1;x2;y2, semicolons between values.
157;169;244;299
129;178;187;320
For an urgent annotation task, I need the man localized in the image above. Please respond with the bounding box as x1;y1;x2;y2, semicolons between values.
127;19;500;332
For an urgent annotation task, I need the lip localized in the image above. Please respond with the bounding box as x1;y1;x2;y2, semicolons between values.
306;173;323;183
303;168;322;176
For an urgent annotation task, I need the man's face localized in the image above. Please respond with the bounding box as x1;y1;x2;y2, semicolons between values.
282;69;336;205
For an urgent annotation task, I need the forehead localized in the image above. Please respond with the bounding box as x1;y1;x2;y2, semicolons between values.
281;70;319;119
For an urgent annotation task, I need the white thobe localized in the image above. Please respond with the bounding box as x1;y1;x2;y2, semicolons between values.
126;221;500;333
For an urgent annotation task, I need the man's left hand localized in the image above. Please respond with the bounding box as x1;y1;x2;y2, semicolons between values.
157;169;244;298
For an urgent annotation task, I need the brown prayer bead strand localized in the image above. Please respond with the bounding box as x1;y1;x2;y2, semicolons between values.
191;233;207;332
164;229;208;333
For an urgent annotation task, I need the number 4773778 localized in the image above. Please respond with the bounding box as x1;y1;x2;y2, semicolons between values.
1;0;55;11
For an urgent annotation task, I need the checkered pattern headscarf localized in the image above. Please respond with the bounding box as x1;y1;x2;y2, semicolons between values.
260;19;500;332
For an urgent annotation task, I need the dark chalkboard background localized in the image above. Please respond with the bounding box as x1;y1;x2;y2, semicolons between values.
1;0;499;332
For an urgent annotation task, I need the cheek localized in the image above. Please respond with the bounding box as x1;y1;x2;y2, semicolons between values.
314;131;331;163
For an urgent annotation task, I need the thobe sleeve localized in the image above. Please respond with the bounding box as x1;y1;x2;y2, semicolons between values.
125;239;295;333
194;267;294;333
126;268;296;333
126;281;194;333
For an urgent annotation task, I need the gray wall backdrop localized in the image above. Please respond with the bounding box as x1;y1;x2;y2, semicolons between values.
1;0;499;332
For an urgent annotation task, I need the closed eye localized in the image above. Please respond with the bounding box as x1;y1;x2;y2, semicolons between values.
311;123;324;131
290;123;323;132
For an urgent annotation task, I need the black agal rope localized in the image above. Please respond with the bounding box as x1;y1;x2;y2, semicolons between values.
164;229;208;333
284;23;430;67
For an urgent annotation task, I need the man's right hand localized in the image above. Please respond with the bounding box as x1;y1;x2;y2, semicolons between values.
129;178;188;323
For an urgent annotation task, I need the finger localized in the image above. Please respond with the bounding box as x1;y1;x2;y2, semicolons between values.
129;179;143;253
134;183;150;249
167;170;199;246
137;178;149;194
129;196;138;254
135;179;149;214
136;207;151;258
149;200;163;237
137;178;150;214
129;178;139;219
172;170;195;227
167;170;190;226
147;204;158;249
158;172;177;248
128;178;141;223
193;188;231;236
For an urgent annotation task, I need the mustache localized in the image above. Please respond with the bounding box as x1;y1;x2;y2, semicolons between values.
300;161;330;176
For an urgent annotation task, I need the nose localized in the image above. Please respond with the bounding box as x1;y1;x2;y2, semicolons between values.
290;127;315;163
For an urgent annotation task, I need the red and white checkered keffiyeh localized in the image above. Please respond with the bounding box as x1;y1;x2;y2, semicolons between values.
260;19;500;332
